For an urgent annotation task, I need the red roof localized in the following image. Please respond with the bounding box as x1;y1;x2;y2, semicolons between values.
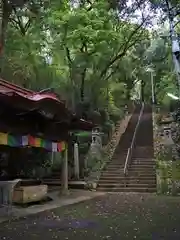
0;78;94;131
0;78;62;102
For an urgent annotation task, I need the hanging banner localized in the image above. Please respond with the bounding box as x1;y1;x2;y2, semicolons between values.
43;140;52;151
8;135;22;147
58;141;66;152
0;133;8;145
28;136;44;148
0;132;66;152
52;142;58;152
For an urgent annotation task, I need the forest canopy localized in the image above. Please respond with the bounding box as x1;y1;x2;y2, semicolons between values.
0;0;179;115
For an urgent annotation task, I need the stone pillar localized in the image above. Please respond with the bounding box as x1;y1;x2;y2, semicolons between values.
74;142;79;180
61;145;69;195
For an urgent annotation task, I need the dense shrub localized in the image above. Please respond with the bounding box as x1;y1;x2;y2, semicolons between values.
99;109;110;124
79;142;91;155
102;121;114;139
109;106;123;123
102;133;109;145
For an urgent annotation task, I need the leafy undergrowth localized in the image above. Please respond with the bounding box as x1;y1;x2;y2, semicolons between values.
1;194;180;239
153;112;180;195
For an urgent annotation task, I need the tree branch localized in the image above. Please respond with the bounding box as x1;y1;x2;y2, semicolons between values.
65;47;73;65
100;20;146;79
9;17;20;30
11;7;31;35
24;19;31;32
104;64;120;82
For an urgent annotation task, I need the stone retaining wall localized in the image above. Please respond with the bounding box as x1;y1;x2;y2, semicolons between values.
153;112;180;195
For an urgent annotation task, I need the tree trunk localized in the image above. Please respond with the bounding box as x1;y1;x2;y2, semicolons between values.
0;1;12;74
106;82;109;110
141;79;145;102
70;70;76;112
126;89;131;101
80;67;86;103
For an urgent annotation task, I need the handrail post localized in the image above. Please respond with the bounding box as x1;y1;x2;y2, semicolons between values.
123;103;144;176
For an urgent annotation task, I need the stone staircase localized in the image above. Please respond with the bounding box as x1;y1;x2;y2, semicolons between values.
43;107;136;189
97;104;156;193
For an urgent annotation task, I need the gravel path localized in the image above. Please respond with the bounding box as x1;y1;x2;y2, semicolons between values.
1;193;180;239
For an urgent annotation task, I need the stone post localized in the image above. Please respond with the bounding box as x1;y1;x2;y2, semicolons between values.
74;142;79;180
61;145;69;195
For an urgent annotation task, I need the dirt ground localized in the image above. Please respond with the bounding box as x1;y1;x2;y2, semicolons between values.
1;193;180;240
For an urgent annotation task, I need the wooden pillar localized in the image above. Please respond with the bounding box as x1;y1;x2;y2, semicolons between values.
74;143;79;180
61;144;69;194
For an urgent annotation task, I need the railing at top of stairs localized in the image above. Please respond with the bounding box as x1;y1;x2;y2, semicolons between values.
123;103;144;177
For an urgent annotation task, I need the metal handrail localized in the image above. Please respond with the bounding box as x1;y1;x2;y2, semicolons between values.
123;103;144;176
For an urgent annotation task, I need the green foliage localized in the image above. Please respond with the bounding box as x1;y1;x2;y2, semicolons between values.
99;109;110;124
79;143;90;155
3;0;180;179
0;0;178;110
109;105;123;123
1;0;151;113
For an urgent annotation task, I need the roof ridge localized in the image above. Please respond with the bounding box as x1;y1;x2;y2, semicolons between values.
0;78;34;95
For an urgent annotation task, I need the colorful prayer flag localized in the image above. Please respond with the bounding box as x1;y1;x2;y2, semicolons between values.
57;142;62;152
34;137;43;147
57;141;66;152
28;135;35;146
0;132;66;152
0;132;8;145
43;140;52;151
61;141;66;150
8;135;21;147
22;136;28;146
52;142;57;152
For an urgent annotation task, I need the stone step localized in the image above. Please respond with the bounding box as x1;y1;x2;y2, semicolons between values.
130;167;155;171
102;168;124;172
128;172;156;176
104;168;124;172
101;172;124;176
101;170;155;175
131;162;155;165
99;176;156;181
106;164;125;168
127;173;156;177
132;158;154;161
97;187;156;193
133;156;154;159
98;179;156;184
131;164;155;167
104;165;124;171
107;162;125;166
100;175;125;178
107;162;126;166
132;159;155;163
98;183;156;188
129;168;155;171
130;166;155;169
